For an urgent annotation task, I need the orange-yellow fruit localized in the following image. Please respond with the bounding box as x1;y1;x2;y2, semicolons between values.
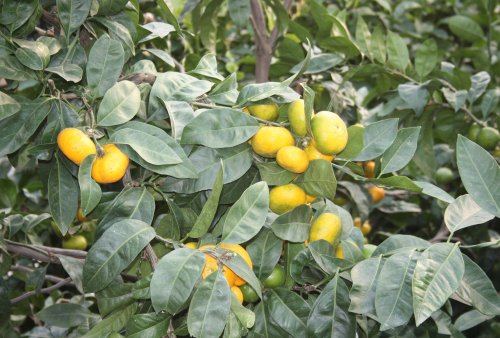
361;221;372;235
354;217;362;228
309;213;342;245
369;186;385;204
247;103;279;121
304;140;334;161
335;244;344;259
76;208;88;222
57;128;97;165
305;194;316;203
219;243;253;286
251;127;295;158
185;242;198;249
269;184;307;214
364;161;375;178
276;146;309;173
231;286;244;304
287;99;307;136
91;144;129;184
199;245;236;286
311;111;348;155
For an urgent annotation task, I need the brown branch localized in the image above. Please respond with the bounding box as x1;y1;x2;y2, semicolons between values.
119;73;156;85
34;26;55;37
10;278;72;304
144;244;159;270
10;265;71;285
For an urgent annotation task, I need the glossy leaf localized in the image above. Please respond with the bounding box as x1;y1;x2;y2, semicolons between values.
398;84;429;116
380;127;421;175
97;81;140;126
15;42;50;70
271;205;312;242
126;312;170;338
353;119;399;161
57;0;91;41
267;288;311;337
448;15;484;42
444;194;495;233
218;248;262;298
246;229;282;279
208;73;239;106
349;256;384;315
45;63;83;82
373;235;430;256
58;255;84;294
414;181;455;203
468;71;491;104
0;92;21;121
415;39;439;78
37;303;91;328
162;101;197;141
78;155;101;216
296;160;337;201
81;303;137;338
386;31;409;71
256;162;296;186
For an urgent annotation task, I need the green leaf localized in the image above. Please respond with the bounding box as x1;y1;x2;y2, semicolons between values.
228;0;250;26
415;39;439;78
371;26;386;63
398;84;429;116
442;88;468;112
181;108;259;148
199;0;223;52
78;155;102;216
349;256;384;316
249;302;288;337
456;255;500;316
370;176;422;193
139;22;175;43
455;309;494;331
156;0;182;35
93;17;135;58
290;53;344;74
337;124;364;159
58;255;84;294
481;89;500;119
86;35;124;97
235;82;300;108
0;0;37;31
468;71;490;104
307;273;356;337
456;135;500;218
412;243;464;326
146;48;175;67
45;63;83;82
126;312;170;338
256;162;296;186
376;251;419;330
162;101;197;141
151;248;206;314
414;181;455;203
373;235;430;256
386;31;409;72
271;205;312;242
15;42;50;70
296;160;337;201
187;270;231;338
83;219;155;292
49;154;79;236
56;0;91;42
448;15;484;42
81;303;137;338
95;281;134;317
379;127;421;175
267;288;311;337
355;16;372;60
0;92;21;120
353;119;399;161
217;247;262;298
96;81;140;126
188;53;224;80
208;73;239;106
37;303;91;328
246;229;282;279
221;182;269;244
444;194;495;233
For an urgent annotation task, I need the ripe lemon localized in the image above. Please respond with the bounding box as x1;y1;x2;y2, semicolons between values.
477;127;500;150
57;128;97;165
269;184;306;214
219;243;253;286
231;286;244;304
91;144;129;184
304;140;334;161
276;146;309;173
308;213;342;245
251;126;295;158
364;161;375;178
311;111;348;155
199;245;236;286
247;103;279;121
62;235;88;250
369;186;385;204
288;99;307;136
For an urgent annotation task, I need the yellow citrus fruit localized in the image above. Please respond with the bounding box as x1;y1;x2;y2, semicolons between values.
287;99;307;136
354;217;362;228
91;144;129;184
185;242;198;249
242;107;250;114
76;208;88;222
251;126;295;158
335;244;344;259
304;140;334;161
364;161;375;178
57;128;97;165
361;221;372;235
62;235;88;250
305;194;316;203
219;243;253;286
308;213;342;245
247;103;279;121
311;111;348;155
231;286;244;304
269;184;307;214
199;245;236;286
369;186;385;204
276;146;309;174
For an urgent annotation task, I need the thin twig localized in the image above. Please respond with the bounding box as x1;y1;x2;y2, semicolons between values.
10;265;71;285
144;244;159;270
10;278;72;304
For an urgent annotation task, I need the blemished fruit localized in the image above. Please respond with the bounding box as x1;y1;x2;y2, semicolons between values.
199;245;236;286
91;144;129;184
219;243;253;286
240;284;259;303
476;127;500;150
309;213;342;245
62;235;88;250
304;140;334;161
288;99;307;136
231;286;244;304
369;186;385;204
311;111;348;155
77;208;88;222
269;184;307;214
363;244;377;258
251;126;295;158
247;103;279;121
435;167;454;185
335;244;344;259
262;265;285;288
57;128;97;165
185;242;198;249
468;123;481;142
276;146;309;173
364;161;375;178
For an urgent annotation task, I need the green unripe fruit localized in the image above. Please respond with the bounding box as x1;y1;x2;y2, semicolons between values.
262;265;285;288
468;123;481;142
477;127;500;150
435;167;454;185
239;284;259;303
62;235;88;250
288;99;307;137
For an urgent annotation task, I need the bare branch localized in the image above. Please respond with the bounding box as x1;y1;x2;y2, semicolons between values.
10;278;72;304
119;73;156;85
144;244;159;270
10;265;71;285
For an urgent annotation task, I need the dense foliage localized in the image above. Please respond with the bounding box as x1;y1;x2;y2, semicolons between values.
0;0;499;337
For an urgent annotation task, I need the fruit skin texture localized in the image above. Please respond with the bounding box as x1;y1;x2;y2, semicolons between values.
262;265;285;288
219;243;253;286
199;245;236;286
62;235;88;250
276;146;309;174
57;128;97;165
251;126;295;158
476;126;500;150
369;186;385;204
231;286;243;304
240;284;259;303
309;213;342;245
304;140;334;161
311;111;348;155
247;103;279;121
91;144;129;184
364;161;375;178
435;167;454;185
288;99;307;136
269;184;307;214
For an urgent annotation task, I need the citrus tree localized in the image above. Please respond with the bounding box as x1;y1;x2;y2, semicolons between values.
1;0;500;337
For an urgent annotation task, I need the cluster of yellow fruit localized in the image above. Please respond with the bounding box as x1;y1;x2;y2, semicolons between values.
57;128;129;184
